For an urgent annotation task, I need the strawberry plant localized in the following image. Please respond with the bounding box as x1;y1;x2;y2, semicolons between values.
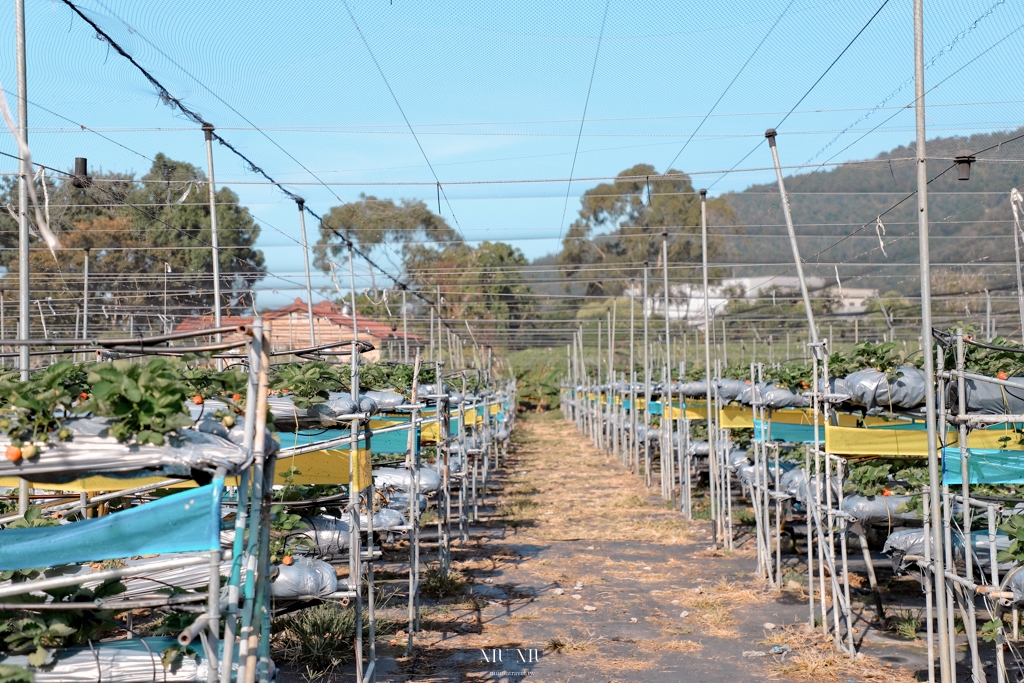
6;507;57;529
0;578;125;666
0;361;86;450
846;460;926;497
980;618;1003;643
827;341;911;378
952;334;1024;377
998;514;1024;564
358;364;435;392
269;362;348;409
160;643;197;673
180;365;248;401
0;664;31;682
269;504;313;563
764;362;813;389
1;617;76;666
151;613;199;672
78;359;193;446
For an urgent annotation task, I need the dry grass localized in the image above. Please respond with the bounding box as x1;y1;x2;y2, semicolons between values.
688;593;739;637
761;626;918;682
639;638;703;653
665;580;769;639
547;631;601;655
693;545;757;559
508;610;539;622
508;418;697;545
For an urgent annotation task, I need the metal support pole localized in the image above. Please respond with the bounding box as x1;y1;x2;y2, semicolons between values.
662;232;674;503
986;289;992;341
630;289;637;475
82;248;89;340
15;0;30;515
914;0;952;675
202;124;222;332
403;289;409;363
765;130;818;349
596;320;602;450
607;310;613;455
295;199;317;347
643;266;652;487
349;244;360;343
162;261;169;334
700;191;716;546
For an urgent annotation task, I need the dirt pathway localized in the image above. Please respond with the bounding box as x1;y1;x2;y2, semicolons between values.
373;411;923;682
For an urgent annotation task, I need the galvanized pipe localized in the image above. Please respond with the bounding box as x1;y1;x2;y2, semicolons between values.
296;198;316;348
915;1;952;677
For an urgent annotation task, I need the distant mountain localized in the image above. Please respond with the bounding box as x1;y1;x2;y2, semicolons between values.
718;128;1024;294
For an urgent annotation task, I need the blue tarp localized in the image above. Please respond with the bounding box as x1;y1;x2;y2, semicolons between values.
0;480;223;571
754;419;824;444
276;427;418;454
942;447;1024;485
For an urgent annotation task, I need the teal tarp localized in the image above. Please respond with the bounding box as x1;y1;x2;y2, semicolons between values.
942;447;1024;485
0;480;223;571
276;427;418;454
754;419;824;444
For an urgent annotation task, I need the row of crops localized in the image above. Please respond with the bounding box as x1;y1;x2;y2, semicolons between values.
563;333;1024;683
0;323;514;682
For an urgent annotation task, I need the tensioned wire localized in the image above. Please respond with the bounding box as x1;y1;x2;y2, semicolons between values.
47;0;481;338
14;0;1024;342
19;0;1019;192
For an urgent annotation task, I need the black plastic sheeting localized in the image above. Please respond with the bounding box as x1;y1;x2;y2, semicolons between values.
843;367;926;411
841;494;919;527
883;528;1011;577
271;556;338;598
951;375;1024;415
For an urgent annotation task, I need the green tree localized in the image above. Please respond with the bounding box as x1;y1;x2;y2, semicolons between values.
315;197;532;339
314;194;460;271
558;163;733;297
1;154;265;337
404;240;532;330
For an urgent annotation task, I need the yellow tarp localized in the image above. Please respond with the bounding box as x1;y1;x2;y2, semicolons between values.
490;404;501;415
720;406;754;429
825;425;1024;456
768;409;857;427
0;475;172;493
269;447;373;489
772;408;815;426
863;416;921;428
3;447;375;493
682;405;708;420
421;421;440;442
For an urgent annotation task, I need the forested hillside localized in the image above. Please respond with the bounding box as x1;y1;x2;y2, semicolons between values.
718;128;1024;293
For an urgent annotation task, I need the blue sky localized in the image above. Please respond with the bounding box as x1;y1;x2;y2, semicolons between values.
1;0;1022;308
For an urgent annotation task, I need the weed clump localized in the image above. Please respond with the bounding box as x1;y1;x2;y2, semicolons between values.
272;603;398;669
421;568;467;599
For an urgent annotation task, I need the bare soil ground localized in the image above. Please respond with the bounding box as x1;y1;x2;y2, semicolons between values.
286;410;933;682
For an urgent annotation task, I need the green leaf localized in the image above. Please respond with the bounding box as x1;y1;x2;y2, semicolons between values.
980;619;1003;643
0;664;33;683
27;645;48;667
